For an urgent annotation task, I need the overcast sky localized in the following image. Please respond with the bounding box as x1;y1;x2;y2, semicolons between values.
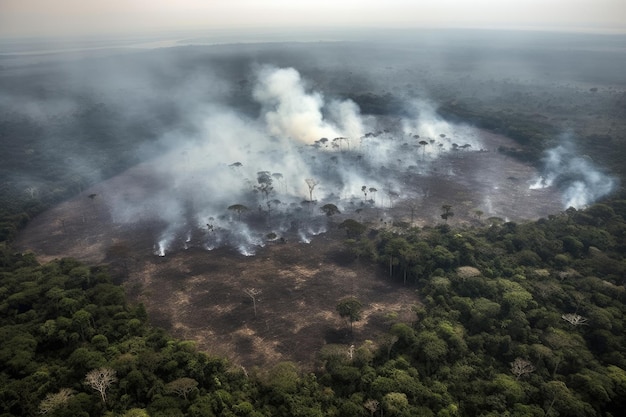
0;0;624;39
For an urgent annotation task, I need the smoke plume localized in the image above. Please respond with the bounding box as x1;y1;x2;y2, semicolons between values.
530;138;616;209
253;66;365;143
100;66;484;256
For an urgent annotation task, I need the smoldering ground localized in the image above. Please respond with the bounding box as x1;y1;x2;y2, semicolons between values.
6;38;619;258
530;135;617;209
105;64;489;256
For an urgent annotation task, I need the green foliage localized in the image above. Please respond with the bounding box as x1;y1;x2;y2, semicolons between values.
338;219;367;238
336;298;363;332
1;173;626;417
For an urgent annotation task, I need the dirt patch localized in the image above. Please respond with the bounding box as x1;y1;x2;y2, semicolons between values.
13;129;563;368
124;232;417;368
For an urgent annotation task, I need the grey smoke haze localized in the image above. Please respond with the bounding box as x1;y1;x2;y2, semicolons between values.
530;137;617;209
4;36;621;256
103;65;484;255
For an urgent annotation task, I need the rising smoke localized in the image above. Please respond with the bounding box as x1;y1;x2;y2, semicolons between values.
103;65;485;256
530;136;617;209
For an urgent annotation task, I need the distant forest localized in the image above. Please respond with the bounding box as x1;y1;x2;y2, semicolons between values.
2;38;626;416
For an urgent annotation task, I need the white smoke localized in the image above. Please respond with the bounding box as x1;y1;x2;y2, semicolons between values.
530;140;616;209
401;100;483;156
104;66;486;256
253;66;365;143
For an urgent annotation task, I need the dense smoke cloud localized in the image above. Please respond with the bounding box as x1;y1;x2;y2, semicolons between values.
253;66;366;143
530;137;616;209
102;65;486;256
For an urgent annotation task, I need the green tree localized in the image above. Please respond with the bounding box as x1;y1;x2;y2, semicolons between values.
441;205;454;223
165;377;199;400
337;298;363;334
383;392;409;416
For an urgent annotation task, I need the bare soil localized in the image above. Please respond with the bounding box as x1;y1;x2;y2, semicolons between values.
14;129;563;368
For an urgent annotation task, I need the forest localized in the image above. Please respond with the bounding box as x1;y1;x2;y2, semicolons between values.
2;194;626;416
1;33;626;416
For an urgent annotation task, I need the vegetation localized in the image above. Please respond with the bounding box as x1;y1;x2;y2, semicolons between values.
1;195;625;415
1;40;625;416
336;297;363;334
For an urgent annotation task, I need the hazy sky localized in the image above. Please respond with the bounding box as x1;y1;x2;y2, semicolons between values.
0;0;624;38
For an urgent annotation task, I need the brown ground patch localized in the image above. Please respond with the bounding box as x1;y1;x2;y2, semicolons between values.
14;129;563;369
124;231;418;369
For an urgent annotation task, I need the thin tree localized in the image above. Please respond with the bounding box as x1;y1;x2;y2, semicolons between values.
386;190;399;209
368;187;378;204
272;172;285;192
244;288;261;316
305;178;318;202
441;204;454;223
25;186;38;199
336;297;363;334
255;171;274;201
418;140;429;159
85;367;117;403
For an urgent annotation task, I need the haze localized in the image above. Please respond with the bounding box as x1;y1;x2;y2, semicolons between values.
1;0;625;39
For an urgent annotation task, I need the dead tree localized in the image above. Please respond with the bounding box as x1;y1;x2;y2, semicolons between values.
368;187;378;204
418;140;429;159
510;357;536;380
364;399;380;417
305;178;318;202
561;313;588;326
244;288;261;316
386;190;399;209
39;388;74;415
85;367;117;403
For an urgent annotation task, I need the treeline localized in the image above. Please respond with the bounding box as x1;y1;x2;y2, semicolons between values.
336;199;626;416
438;101;557;162
0;198;624;415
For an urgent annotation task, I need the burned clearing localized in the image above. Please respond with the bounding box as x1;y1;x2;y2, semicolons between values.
15;126;563;368
7;35;623;370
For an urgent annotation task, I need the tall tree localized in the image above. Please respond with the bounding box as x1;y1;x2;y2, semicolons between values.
336;297;363;334
305;178;318;202
244;288;261;317
441;204;454;223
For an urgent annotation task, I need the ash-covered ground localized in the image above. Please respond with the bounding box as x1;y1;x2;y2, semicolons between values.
9;34;622;367
15;120;565;368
